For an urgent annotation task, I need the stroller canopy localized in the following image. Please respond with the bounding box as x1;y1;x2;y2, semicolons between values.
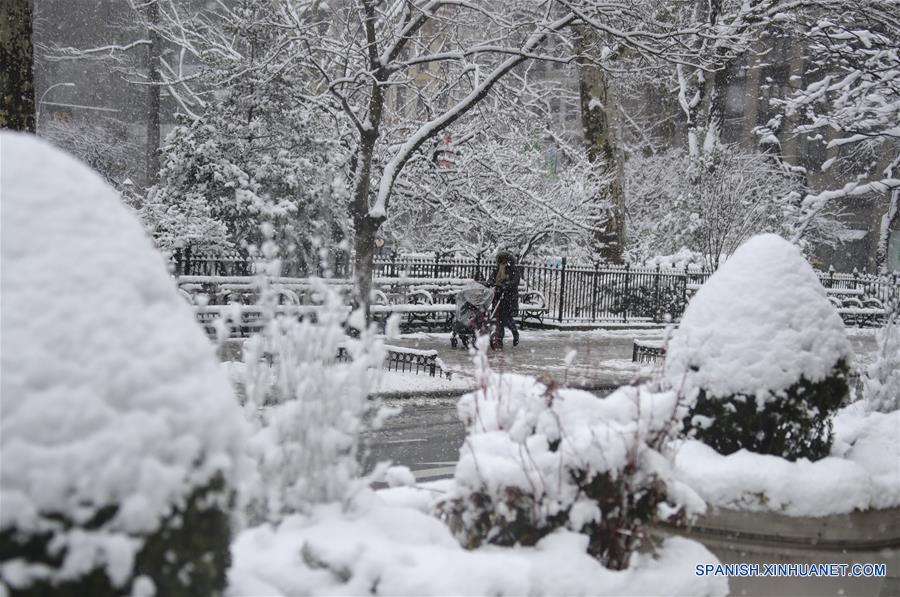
457;282;493;311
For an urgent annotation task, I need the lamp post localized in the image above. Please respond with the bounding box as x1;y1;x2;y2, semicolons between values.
36;82;75;131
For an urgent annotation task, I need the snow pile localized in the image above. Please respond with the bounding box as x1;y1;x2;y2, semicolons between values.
0;133;248;593
674;404;900;516
228;491;727;596
440;359;705;569
666;234;851;398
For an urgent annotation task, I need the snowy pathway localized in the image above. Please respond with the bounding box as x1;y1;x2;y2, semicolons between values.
365;328;880;483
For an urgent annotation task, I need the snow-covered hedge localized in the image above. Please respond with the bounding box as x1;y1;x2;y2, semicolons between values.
666;234;852;461
438;359;704;570
0;133;248;596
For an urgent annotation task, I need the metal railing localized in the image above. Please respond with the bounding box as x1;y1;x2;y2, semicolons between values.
174;251;900;324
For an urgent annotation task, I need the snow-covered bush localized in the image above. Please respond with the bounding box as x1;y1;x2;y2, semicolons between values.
676;403;900;515
667;234;853;461
0;133;248;596
862;302;900;413
226;259;388;523
438;341;704;570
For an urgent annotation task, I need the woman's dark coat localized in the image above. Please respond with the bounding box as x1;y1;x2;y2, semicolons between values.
489;251;521;318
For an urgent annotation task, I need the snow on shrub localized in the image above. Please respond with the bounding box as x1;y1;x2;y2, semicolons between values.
0;133;248;596
675;403;900;515
862;302;900;413
666;233;853;461
438;339;704;570
225;257;389;523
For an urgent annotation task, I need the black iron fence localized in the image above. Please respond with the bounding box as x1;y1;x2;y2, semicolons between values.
171;246;352;278
172;247;253;277
174;251;900;324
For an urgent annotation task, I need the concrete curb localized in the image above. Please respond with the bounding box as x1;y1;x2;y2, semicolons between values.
369;383;619;400
656;507;900;597
522;322;667;331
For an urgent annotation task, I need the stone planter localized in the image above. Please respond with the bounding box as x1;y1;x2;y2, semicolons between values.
656;507;900;597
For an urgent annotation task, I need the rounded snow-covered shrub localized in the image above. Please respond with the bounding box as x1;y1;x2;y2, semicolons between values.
439;374;704;570
0;133;248;596
666;234;852;461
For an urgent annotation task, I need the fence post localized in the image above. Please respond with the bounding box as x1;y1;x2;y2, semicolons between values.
829;265;835;289
173;248;183;276
852;267;859;291
184;245;193;276
476;254;482;281
590;265;599;322
390;250;397;277
654;263;661;322
681;266;689;318
557;257;567;322
623;263;631;323
434;252;441;279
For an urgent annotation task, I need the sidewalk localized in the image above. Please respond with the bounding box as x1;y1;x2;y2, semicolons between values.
376;328;667;396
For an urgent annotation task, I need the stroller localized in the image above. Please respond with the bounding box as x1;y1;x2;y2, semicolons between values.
450;282;495;348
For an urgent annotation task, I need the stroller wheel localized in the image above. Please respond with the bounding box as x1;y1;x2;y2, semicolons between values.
461;335;469;348
451;336;458;348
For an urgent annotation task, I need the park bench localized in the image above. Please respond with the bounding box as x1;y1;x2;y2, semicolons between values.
337;344;452;379
518;290;550;325
632;339;666;364
828;293;887;327
194;304;349;338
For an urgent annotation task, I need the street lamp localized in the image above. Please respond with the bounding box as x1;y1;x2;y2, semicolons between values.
36;82;75;131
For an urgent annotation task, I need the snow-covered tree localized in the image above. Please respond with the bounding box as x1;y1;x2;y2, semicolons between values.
41;116;140;187
139;3;352;274
138;0;713;310
624;145;833;268
385;89;611;262
779;4;900;270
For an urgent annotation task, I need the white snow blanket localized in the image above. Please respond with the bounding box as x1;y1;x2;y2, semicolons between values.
674;404;900;516
228;491;728;596
0;133;248;587
666;234;852;399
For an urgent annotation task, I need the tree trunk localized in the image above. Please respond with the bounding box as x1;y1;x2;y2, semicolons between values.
350;127;383;322
145;0;161;185
0;0;35;132
702;62;730;157
352;213;378;324
577;27;625;264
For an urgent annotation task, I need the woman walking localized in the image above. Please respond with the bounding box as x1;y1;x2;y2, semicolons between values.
489;250;520;347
